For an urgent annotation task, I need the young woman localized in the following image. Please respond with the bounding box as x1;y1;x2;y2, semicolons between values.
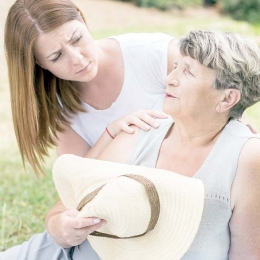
3;0;176;258
5;0;177;177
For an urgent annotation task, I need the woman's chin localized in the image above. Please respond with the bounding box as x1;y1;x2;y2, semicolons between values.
162;101;177;117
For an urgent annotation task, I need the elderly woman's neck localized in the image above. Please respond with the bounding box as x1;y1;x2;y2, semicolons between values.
170;116;229;147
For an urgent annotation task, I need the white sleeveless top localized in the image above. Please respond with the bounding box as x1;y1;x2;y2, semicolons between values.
70;33;173;147
128;117;259;260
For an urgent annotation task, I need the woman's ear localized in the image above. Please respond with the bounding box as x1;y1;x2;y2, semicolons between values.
216;89;241;113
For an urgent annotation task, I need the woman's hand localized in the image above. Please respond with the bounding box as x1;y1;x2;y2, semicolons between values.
238;115;258;134
46;201;106;248
85;110;168;159
106;110;168;138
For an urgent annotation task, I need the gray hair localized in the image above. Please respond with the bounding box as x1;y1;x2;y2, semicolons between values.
179;30;260;119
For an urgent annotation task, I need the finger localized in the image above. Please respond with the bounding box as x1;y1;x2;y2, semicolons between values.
124;117;151;131
79;220;106;237
246;124;258;134
129;113;160;129
143;110;169;119
73;217;102;229
121;124;135;134
87;220;107;235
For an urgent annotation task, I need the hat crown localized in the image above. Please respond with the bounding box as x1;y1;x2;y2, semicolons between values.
78;176;152;237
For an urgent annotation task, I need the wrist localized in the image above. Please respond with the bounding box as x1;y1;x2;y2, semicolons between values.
106;125;115;139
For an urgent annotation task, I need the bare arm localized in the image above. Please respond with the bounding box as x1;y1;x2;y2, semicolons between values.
97;126;140;163
229;138;260;258
56;124;91;157
46;111;165;247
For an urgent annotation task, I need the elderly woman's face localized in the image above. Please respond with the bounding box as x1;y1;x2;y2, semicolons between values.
34;20;99;82
164;54;222;119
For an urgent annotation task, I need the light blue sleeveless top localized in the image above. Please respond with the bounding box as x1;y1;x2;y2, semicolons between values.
128;117;259;260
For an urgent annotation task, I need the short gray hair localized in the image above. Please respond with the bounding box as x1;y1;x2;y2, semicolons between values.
179;30;260;119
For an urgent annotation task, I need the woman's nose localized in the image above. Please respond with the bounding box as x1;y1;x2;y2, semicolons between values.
165;70;179;87
68;48;84;65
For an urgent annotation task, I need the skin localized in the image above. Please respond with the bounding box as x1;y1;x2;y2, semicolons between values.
35;19;178;247
97;55;260;258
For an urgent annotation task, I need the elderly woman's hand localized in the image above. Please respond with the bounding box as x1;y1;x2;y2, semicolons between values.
46;201;106;248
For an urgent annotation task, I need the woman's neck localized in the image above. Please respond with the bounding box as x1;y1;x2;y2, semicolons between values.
169;116;229;148
74;39;124;109
156;115;230;177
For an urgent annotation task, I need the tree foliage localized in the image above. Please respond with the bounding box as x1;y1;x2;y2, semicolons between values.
117;0;203;10
219;0;260;23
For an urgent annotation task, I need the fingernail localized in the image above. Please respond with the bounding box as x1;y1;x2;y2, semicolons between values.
144;124;151;130
153;122;159;128
93;218;101;224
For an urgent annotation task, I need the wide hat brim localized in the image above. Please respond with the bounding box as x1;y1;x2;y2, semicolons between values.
53;154;204;260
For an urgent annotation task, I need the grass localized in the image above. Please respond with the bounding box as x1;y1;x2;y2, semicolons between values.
1;1;260;251
0;147;58;251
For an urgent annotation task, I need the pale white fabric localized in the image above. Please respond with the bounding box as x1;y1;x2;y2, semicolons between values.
70;33;173;147
129;118;260;260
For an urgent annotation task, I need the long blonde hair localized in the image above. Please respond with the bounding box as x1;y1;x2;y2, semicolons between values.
5;0;87;176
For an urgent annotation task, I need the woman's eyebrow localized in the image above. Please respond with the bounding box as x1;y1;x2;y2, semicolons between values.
45;29;78;59
67;29;78;43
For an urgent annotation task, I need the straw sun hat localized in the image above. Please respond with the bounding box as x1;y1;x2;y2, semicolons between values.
53;154;204;260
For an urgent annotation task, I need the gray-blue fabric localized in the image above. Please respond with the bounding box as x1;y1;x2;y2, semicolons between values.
128;117;259;260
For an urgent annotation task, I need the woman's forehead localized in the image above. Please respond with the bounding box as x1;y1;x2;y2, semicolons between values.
34;20;84;56
40;20;83;41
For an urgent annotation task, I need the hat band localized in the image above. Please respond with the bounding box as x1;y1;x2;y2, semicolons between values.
77;174;160;239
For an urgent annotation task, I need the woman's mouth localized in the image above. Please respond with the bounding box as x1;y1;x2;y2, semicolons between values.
76;63;90;74
165;92;176;98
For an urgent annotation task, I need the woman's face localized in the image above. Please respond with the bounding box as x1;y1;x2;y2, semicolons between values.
164;54;223;120
34;20;98;82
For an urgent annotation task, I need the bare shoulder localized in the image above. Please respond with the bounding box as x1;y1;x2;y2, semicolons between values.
167;39;179;74
98;126;141;164
229;137;260;258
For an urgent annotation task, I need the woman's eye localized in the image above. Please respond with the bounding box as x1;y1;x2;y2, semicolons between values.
188;71;194;77
185;70;194;77
51;53;62;63
73;35;82;44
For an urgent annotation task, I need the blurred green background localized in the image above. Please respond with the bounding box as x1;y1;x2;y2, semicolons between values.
0;0;259;251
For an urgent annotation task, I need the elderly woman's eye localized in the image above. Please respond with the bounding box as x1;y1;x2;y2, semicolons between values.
189;71;195;77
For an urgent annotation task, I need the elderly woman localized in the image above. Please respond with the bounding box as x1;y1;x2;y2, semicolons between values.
2;30;260;259
97;30;260;259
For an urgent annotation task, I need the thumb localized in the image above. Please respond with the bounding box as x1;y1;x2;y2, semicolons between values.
65;209;80;218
